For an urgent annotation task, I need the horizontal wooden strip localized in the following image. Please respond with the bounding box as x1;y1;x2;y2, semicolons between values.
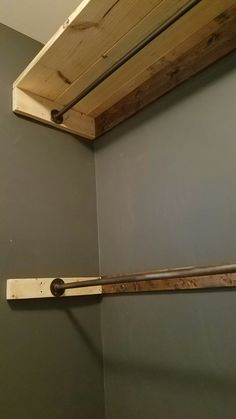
15;0;167;100
7;272;236;299
57;0;192;106
7;277;102;299
13;87;95;139
95;4;236;136
102;273;236;294
86;0;236;117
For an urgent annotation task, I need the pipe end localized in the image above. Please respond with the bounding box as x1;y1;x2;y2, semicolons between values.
50;278;65;297
51;109;64;124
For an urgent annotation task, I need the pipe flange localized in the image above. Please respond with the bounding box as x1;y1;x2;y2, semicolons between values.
50;278;65;297
51;109;64;124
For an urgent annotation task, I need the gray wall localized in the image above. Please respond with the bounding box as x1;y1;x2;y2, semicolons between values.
0;24;104;419
95;51;236;419
2;20;236;419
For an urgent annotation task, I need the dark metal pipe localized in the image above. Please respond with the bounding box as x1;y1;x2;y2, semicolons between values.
50;263;236;296
51;0;201;124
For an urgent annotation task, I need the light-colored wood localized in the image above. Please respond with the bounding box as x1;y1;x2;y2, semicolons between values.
7;277;102;300
102;273;236;294
13;0;236;139
86;0;236;116
57;0;192;110
14;0;168;100
13;87;95;139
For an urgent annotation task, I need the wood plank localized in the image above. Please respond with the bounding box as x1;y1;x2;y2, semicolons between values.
7;277;102;299
13;87;95;139
87;0;236;117
102;273;236;294
15;0;167;100
95;3;236;136
7;271;236;299
57;0;193;109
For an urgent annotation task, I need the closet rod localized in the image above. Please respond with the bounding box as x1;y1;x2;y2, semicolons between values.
51;0;201;124
50;263;236;296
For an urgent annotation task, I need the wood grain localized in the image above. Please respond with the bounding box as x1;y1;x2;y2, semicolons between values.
57;0;192;110
102;273;236;294
7;272;236;299
95;3;236;136
15;0;168;100
13;0;236;139
7;277;102;299
84;0;236;116
13;87;95;139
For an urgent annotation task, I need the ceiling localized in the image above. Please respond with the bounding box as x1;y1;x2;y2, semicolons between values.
0;0;82;44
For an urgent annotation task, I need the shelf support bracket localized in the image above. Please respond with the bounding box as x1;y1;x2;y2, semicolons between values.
13;87;96;139
7;277;102;300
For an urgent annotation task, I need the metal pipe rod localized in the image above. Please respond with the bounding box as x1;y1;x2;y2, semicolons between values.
50;263;236;296
51;0;201;124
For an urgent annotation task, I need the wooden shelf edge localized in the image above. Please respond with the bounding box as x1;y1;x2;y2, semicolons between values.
13;87;96;140
7;277;102;300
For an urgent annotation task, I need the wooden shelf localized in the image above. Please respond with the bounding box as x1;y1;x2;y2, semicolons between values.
13;0;236;139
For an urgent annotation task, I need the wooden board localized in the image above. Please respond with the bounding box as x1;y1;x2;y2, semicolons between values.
13;0;236;139
15;0;187;100
13;87;95;139
7;277;102;299
102;273;236;294
91;0;236;118
7;273;236;300
95;2;236;135
57;0;193;110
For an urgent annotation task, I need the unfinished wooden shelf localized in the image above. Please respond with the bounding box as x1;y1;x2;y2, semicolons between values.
13;0;236;139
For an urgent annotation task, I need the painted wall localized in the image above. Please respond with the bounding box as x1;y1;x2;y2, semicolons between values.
0;24;104;419
0;0;83;43
95;51;236;419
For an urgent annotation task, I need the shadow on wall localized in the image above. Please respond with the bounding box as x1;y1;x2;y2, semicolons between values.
13;114;95;150
9;291;236;397
95;50;236;151
65;306;103;363
8;294;100;311
8;292;236;413
8;296;103;364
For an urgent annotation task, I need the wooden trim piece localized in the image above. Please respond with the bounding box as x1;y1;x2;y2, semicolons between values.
7;277;102;300
102;273;236;295
95;3;236;136
7;273;236;299
13;87;96;139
